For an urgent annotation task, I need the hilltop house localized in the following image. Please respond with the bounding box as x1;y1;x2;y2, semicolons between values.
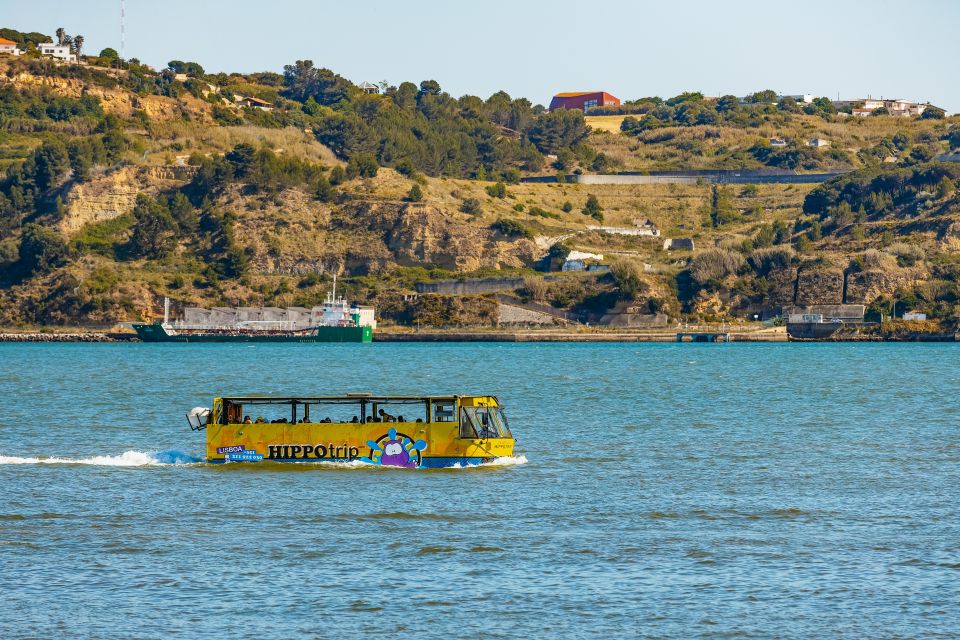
549;92;621;112
0;37;22;56
769;138;787;147
234;95;274;111
39;42;76;62
835;97;940;117
358;81;380;94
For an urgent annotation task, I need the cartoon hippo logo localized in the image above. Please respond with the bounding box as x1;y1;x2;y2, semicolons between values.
362;428;427;468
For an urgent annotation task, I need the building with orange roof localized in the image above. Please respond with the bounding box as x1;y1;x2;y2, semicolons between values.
0;37;23;56
549;91;620;112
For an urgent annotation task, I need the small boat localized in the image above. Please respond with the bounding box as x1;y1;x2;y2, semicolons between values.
187;393;515;468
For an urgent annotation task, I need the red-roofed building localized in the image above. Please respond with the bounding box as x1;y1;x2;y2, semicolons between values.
0;37;23;56
549;91;620;112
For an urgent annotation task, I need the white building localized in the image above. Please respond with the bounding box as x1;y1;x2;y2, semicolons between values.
0;37;22;56
358;81;380;94
782;94;815;104
587;225;660;237
808;138;831;148
39;42;76;62
769;138;787;147
835;97;939;117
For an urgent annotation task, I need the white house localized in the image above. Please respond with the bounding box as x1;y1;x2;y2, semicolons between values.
903;311;927;321
39;42;76;62
836;97;940;117
782;94;815;104
0;37;22;56
587;225;660;237
769;138;787;147
808;138;831;148
358;81;380;94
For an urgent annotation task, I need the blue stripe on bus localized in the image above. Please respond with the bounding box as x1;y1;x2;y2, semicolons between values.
207;456;491;468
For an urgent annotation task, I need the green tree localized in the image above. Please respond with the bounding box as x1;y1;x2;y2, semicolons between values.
329;165;345;185
34;142;71;191
316;175;335;202
921;106;946;120
18;223;70;275
406;184;423;202
485;181;506;198
582;194;603;222
98;47;119;63
561;201;573;213
72;34;84;60
129;195;179;259
710;185;738;226
168;192;198;232
808;219;823;241
610;259;646;299
527;109;589;154
938;176;956;198
347;152;378;178
772;219;791;244
282;60;352;106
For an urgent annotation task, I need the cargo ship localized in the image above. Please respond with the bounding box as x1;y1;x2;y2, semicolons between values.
133;282;375;343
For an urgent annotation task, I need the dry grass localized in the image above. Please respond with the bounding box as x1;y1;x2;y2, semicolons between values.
585;115;635;133
144;122;339;165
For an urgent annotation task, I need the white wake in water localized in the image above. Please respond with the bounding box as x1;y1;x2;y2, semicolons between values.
0;450;202;466
448;455;529;469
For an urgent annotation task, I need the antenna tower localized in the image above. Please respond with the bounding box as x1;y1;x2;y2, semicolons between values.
120;0;125;61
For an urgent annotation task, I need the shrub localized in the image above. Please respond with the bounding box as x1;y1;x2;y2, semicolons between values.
486;182;507;198
406;184;423;202
886;242;925;267
347;152;378;179
749;246;795;275
460;197;482;215
522;276;548;303
561;201;573;213
491;218;532;238
689;248;745;285
609;259;647;299
582;194;603;222
528;206;560;219
18;223;70;275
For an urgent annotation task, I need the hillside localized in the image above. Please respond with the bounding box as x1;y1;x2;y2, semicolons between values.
1;50;959;330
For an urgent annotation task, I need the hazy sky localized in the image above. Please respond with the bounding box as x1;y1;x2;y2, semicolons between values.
7;0;960;111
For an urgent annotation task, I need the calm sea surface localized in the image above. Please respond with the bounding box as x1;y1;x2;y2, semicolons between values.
1;343;958;639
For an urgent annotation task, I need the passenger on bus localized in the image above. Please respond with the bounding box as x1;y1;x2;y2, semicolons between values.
243;416;252;424
378;408;395;422
396;415;405;423
350;416;359;423
255;416;265;423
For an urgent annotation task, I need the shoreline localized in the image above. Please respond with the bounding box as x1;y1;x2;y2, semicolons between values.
4;328;955;342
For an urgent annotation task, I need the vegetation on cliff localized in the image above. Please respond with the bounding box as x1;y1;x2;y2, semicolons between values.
0;36;959;329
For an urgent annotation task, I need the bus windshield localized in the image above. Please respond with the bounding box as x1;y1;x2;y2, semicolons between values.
460;406;511;439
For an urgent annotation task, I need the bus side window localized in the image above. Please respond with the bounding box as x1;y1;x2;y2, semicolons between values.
459;408;478;438
433;402;455;423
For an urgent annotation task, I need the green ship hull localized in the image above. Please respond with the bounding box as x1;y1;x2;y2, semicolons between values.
132;323;372;343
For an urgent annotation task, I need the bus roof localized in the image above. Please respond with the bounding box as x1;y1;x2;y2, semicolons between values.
217;395;481;403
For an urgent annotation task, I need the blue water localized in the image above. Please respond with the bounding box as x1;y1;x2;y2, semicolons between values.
1;343;959;638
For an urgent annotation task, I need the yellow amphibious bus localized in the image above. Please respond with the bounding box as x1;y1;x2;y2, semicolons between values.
187;394;514;468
